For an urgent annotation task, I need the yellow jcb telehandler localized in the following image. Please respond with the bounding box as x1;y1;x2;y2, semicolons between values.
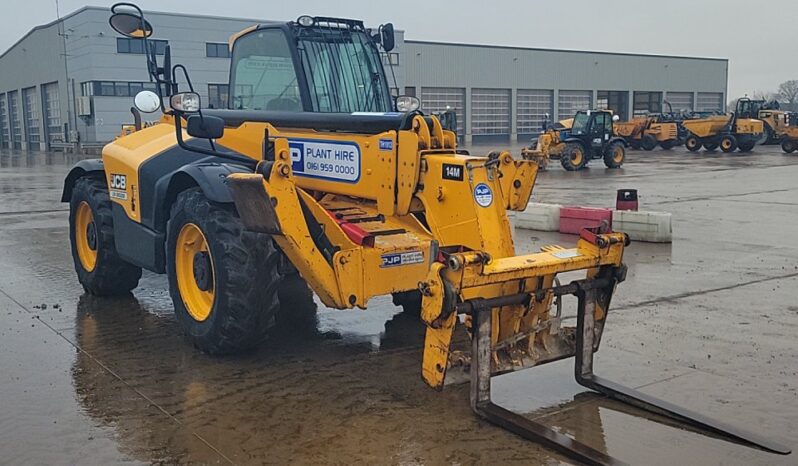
735;97;794;145
60;5;789;464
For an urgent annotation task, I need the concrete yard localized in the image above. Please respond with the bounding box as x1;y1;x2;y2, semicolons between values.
1;145;796;465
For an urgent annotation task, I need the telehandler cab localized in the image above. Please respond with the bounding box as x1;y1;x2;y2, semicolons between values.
61;4;790;464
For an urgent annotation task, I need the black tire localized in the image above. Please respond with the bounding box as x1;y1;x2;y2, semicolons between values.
560;143;587;171
603;141;625;168
720;135;738;153
641;134;658;151
69;177;142;296
628;139;642;150
392;290;422;316
659;140;675;150
276;272;318;334
737;141;755;152
704;142;719;151
166;188;280;354
685;136;702;152
781;138;798;154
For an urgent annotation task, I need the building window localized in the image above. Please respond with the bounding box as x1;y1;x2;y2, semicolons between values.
633;91;662;116
207;84;229;109
117;38;168;55
381;52;399;66
81;81;158;97
206;42;230;58
597;91;629;120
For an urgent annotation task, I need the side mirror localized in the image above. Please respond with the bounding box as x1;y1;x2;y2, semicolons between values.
134;90;161;113
612;115;620;122
380;23;395;52
187;115;225;139
109;3;153;38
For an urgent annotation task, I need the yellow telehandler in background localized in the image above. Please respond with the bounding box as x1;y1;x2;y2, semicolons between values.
60;4;790;464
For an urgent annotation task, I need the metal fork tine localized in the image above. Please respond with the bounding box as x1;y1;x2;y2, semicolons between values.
574;288;792;456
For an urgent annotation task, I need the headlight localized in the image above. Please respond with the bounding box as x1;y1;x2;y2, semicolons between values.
170;92;201;113
396;96;420;113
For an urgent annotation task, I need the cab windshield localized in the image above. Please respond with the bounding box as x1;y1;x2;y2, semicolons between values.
571;112;590;135
229;26;392;113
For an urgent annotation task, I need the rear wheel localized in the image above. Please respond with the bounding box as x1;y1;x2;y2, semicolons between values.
560;143;586;171
167;188;280;354
685;136;702;152
720;135;738;153
69;177;142;296
603;142;625;168
659;140;675;150
782;138;798;154
737;141;755;152
641;134;658;151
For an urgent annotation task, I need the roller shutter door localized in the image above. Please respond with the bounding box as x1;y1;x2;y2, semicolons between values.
517;90;553;135
558;90;592;120
22;87;41;148
696;92;723;112
8;91;23;150
0;95;7;149
420;87;465;136
666;92;693;112
42;82;63;144
471;88;510;136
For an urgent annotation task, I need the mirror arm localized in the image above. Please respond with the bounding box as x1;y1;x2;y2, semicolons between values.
171;113;257;168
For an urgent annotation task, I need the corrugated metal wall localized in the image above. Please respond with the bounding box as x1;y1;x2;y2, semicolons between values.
404;41;727;141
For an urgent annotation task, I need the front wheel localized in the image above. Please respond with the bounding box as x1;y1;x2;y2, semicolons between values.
720;135;738;153
641;134;658;151
560;143;586;171
685;136;702;152
782;138;798;154
69;177;142;296
737;141;755;152
166;188;281;354
603;142;625;168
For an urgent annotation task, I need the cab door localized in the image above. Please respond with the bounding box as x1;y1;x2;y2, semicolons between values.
589;112;608;155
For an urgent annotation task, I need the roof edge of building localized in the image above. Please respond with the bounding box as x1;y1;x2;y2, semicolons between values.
404;39;728;62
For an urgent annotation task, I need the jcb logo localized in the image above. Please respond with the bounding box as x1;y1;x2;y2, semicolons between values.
110;174;127;190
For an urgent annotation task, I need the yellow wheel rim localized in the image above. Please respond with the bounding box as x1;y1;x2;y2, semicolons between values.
175;223;215;322
75;201;98;272
722;139;731;150
571;148;583;166
613;147;624;163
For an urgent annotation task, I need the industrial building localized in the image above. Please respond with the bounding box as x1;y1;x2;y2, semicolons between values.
0;6;728;149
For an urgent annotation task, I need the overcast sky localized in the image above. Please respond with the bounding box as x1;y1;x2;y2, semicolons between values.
3;0;796;99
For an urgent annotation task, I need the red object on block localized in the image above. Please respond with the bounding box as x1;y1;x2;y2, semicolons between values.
559;206;613;235
616;189;639;211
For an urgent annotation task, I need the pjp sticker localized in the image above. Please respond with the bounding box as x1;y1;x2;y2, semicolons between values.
474;183;493;208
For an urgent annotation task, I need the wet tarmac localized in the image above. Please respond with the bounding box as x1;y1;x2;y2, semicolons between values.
1;145;797;465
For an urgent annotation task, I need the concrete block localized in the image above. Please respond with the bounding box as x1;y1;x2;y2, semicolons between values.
612;209;672;243
560;206;612;235
515;202;561;231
